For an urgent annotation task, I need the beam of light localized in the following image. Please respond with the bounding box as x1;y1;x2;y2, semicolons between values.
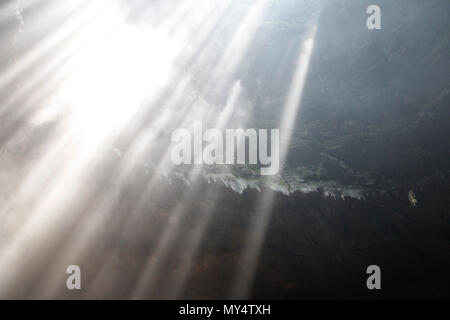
0;1;184;296
0;0;312;300
230;26;317;299
35;108;175;299
0;1;104;94
128;79;244;299
111;1;269;297
158;188;220;299
0;0;115;261
0;0;269;299
129;80;245;299
210;0;267;86
0;3;179;231
123;5;268;298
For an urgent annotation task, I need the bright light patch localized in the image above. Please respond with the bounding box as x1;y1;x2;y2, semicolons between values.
56;8;181;140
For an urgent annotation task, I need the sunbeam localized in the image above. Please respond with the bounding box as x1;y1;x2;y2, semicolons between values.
0;0;351;300
0;0;273;299
1;0;449;302
230;26;317;299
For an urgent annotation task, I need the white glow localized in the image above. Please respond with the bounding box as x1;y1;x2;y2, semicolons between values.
57;8;180;141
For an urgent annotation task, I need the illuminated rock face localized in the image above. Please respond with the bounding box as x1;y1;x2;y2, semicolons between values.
408;190;418;207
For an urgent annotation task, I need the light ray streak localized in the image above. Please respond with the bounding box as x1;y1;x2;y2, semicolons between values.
230;26;317;299
0;0;305;299
0;2;183;296
0;1;110;93
161;81;254;299
0;3;162;232
96;0;267;296
0;2;122;239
